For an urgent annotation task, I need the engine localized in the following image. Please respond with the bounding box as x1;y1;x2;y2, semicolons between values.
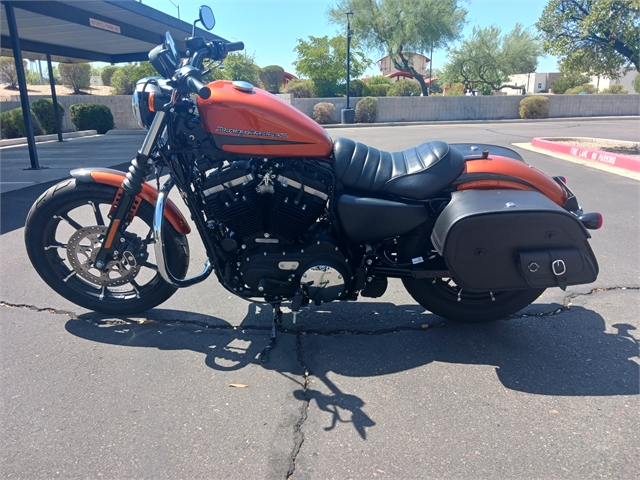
201;159;352;302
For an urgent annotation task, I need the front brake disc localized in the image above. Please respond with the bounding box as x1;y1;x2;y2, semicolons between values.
66;226;141;286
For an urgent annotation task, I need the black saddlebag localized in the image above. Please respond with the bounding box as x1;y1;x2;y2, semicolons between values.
431;190;598;292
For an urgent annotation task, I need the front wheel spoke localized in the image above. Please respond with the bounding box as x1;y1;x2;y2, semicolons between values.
141;261;159;272
89;201;105;226
45;242;67;250
58;213;83;230
130;280;142;298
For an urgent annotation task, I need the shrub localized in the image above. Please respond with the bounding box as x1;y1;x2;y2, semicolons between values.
259;65;285;93
388;79;421;96
600;84;628;94
564;83;597;95
634;74;640;94
59;63;91;94
69;104;114;134
355;97;378;123
101;66;119;87
444;83;465;96
313;102;336;124
25;69;42;85
110;62;158;95
31;99;65;135
519;96;549;119
0;107;44;139
362;83;390;97
285;79;315;98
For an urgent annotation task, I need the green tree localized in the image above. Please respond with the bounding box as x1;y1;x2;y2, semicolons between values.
0;57;26;89
328;0;467;96
59;63;91;94
441;24;542;94
259;65;285;93
634;74;640;93
536;0;639;77
293;35;370;97
101;66;119;86
550;68;591;93
221;52;261;85
110;62;158;95
388;79;421;96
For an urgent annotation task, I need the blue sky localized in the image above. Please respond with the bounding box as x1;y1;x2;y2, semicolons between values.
145;0;559;75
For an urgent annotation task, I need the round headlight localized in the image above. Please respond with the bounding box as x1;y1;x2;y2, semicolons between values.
132;90;147;129
132;77;164;129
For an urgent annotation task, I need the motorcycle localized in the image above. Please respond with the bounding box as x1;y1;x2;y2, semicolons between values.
24;6;602;360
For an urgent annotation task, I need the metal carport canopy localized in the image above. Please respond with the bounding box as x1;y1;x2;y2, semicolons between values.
1;0;227;170
1;0;225;63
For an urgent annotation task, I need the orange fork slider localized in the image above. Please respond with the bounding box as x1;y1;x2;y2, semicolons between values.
73;169;191;234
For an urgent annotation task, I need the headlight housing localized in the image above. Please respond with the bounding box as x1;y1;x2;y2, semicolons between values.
132;77;171;129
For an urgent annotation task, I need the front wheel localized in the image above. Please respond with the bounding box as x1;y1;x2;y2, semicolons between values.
25;179;190;315
402;277;545;323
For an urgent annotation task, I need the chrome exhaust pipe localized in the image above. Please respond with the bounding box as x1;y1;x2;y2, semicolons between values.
153;178;213;288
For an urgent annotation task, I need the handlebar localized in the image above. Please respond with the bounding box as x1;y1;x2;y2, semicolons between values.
223;41;245;53
186;76;211;99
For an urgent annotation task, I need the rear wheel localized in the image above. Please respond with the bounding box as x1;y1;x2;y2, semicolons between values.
402;277;545;323
25;179;189;314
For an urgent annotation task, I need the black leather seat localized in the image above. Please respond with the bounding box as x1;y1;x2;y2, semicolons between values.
332;138;465;200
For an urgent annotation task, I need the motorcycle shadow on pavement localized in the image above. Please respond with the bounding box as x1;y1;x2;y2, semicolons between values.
65;301;638;439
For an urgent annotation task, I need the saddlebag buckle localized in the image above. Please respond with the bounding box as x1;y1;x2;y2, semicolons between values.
552;259;567;276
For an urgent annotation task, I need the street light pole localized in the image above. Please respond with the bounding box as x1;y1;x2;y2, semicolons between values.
167;0;180;19
341;11;355;124
346;10;353;109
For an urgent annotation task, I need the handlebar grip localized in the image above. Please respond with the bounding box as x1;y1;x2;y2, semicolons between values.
224;41;245;53
186;76;211;99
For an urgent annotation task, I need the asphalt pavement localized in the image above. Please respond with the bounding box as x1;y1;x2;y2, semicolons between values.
1;118;638;478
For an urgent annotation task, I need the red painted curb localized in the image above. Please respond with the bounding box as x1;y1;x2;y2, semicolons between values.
531;138;640;173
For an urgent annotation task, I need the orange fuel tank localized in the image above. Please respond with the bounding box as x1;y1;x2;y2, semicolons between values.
198;81;333;158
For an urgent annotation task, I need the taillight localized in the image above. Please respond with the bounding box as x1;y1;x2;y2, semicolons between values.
579;212;603;230
557;176;567;184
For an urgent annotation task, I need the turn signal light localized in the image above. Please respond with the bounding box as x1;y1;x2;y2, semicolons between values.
579;212;603;230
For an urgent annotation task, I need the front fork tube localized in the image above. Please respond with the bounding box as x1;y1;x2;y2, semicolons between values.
95;112;166;267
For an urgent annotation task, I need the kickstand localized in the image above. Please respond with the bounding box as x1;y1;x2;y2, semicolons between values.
260;303;282;363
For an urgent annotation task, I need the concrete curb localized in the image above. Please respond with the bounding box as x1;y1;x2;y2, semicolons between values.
105;129;147;136
531;137;640;173
0;130;98;147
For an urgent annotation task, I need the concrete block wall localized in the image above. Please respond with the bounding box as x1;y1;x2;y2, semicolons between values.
2;94;638;134
1;95;140;131
547;94;640;117
291;94;639;123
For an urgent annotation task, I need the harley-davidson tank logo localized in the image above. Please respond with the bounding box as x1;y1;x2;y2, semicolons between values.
216;126;288;138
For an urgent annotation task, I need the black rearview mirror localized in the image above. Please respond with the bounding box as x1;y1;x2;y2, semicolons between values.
199;6;215;30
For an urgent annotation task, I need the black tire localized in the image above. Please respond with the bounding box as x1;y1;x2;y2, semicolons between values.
25;179;189;315
402;277;545;323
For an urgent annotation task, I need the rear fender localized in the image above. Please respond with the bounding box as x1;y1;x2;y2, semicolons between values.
70;168;191;234
452;155;568;207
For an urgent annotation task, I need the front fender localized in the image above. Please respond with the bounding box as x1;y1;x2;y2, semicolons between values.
70;168;191;234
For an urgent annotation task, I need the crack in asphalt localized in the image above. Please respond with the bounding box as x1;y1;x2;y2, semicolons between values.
2;285;637;336
287;334;311;479
0;301;78;319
